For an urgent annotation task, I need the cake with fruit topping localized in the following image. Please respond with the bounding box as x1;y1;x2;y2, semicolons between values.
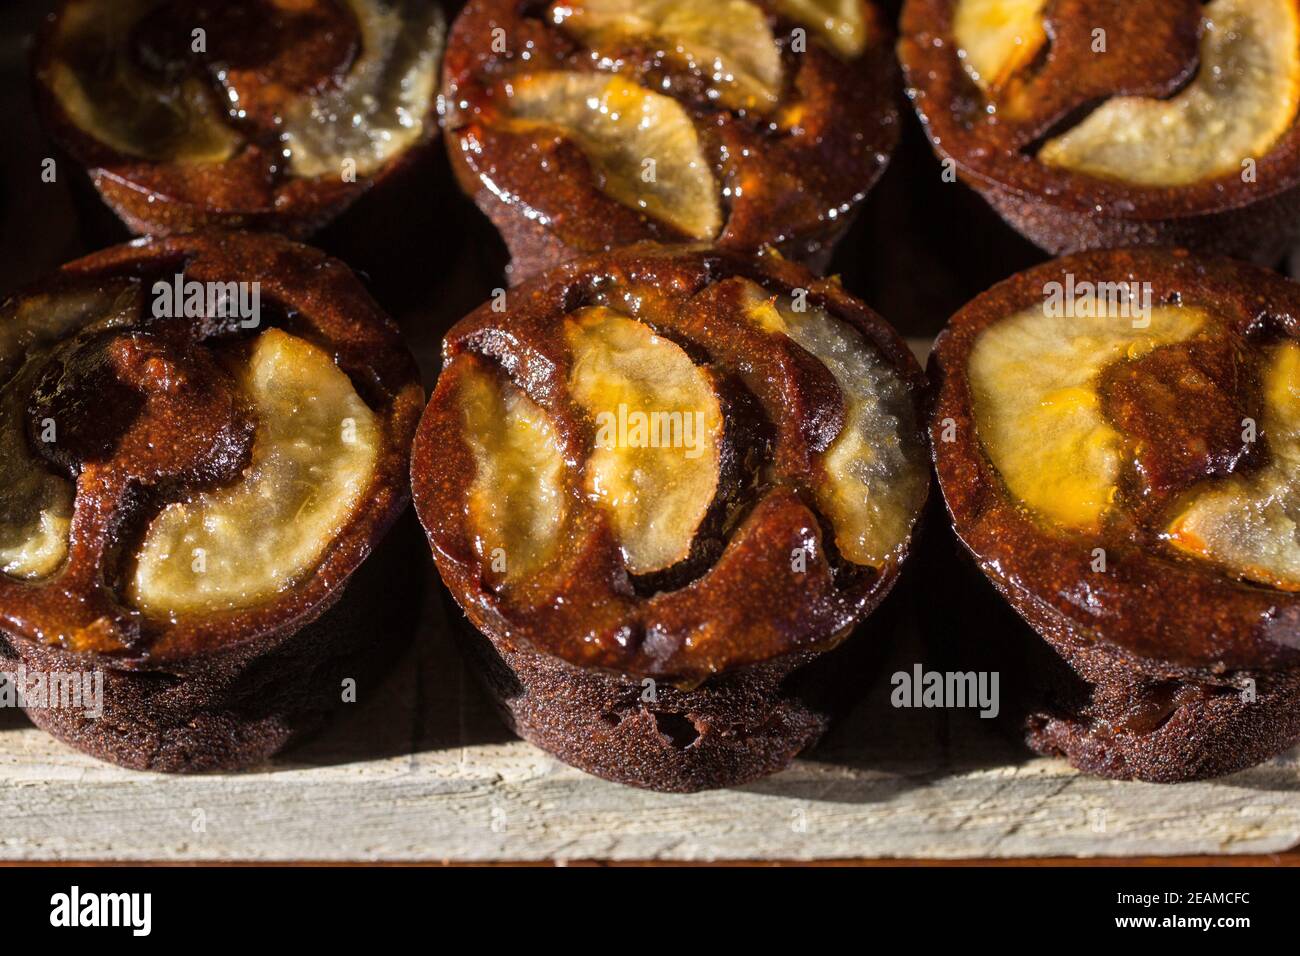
32;0;445;237
930;249;1300;781
411;245;929;791
440;0;900;282
0;232;422;771
899;0;1300;262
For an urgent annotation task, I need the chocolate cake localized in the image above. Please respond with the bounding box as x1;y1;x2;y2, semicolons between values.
0;231;423;771
440;0;901;283
411;245;929;790
32;0;446;237
899;0;1300;263
930;248;1300;781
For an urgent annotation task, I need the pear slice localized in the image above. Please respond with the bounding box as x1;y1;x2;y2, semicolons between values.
504;71;722;240
46;0;239;164
1166;341;1300;589
458;359;569;584
130;329;379;616
552;0;783;112
279;0;444;178
740;282;926;566
773;0;868;58
565;307;723;575
968;304;1207;533
1039;0;1300;186
951;0;1048;92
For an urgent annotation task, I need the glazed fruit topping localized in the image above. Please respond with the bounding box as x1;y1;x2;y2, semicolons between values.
455;284;924;585
1167;341;1300;590
459;356;570;584
451;0;889;252
502;72;722;240
968;303;1207;532
131;328;379;614
948;0;1300;186
0;271;384;639
564;306;724;574
772;0;868;57
552;0;785;112
952;0;1046;93
738;281;926;567
1038;0;1300;186
969;293;1300;591
45;0;443;178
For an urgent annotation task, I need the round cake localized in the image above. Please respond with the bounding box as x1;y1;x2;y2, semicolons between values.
0;231;423;771
412;244;930;791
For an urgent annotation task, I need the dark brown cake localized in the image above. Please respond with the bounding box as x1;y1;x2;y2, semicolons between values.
930;248;1300;782
440;0;901;283
411;245;930;790
0;231;423;771
32;0;446;237
898;0;1300;263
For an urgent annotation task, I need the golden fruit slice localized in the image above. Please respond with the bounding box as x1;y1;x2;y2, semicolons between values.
969;304;1207;532
741;282;926;566
1167;341;1300;589
130;329;379;615
0;282;141;580
458;359;568;584
952;0;1048;92
280;0;444;178
505;71;722;240
46;0;239;163
1039;0;1300;186
773;0;868;58
565;307;723;574
552;0;783;112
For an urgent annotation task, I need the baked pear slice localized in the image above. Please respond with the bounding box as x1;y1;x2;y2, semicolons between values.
564;306;724;575
1039;0;1300;186
1167;340;1300;590
504;71;723;241
553;0;784;112
130;329;380;615
952;0;1047;92
968;303;1207;532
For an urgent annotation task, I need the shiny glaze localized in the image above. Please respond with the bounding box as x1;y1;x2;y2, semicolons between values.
411;245;929;684
32;0;443;236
